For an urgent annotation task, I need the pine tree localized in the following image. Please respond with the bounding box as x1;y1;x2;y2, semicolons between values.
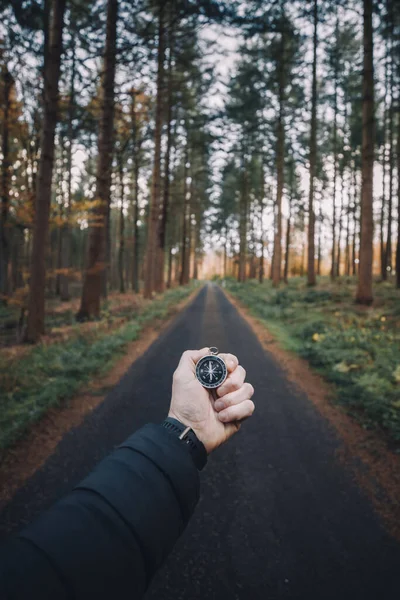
77;0;118;319
356;0;374;304
25;0;67;341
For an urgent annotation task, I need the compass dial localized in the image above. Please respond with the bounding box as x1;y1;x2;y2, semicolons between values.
196;355;227;389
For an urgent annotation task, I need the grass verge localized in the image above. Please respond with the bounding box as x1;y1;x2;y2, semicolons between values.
0;284;197;450
224;277;400;445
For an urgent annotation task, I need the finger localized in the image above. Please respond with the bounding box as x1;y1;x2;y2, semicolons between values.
214;382;254;411
218;399;255;424
179;348;210;370
217;365;247;398
218;353;238;373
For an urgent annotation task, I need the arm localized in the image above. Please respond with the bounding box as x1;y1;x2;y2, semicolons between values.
0;348;255;600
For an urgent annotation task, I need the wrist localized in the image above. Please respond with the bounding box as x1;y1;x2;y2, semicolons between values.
167;411;210;453
163;416;208;470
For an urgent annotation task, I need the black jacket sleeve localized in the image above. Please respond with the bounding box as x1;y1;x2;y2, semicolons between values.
0;424;201;600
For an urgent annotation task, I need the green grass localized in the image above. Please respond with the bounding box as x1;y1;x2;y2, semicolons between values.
225;277;400;444
0;285;197;450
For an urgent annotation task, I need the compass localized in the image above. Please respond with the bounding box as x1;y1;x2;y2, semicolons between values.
196;347;227;390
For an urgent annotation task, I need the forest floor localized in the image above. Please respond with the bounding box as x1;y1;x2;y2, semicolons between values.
225;276;400;448
0;284;198;452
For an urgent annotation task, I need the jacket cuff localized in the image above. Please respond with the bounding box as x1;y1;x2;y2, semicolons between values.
118;424;200;522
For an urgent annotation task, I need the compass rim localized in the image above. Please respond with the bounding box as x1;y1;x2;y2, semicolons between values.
195;354;228;389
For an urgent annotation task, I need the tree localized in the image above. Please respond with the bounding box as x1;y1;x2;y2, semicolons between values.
396;109;400;288
0;65;14;301
25;0;67;342
307;0;318;286
143;2;165;299
77;0;118;319
356;0;374;304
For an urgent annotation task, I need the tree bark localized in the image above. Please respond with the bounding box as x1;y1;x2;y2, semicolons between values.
118;154;125;293
284;174;293;283
156;15;174;293
307;0;318;286
380;40;389;280
259;162;265;283
356;0;374;304
0;66;13;302
331;10;339;280
60;36;76;301
272;27;286;287
336;166;345;277
130;92;141;294
396;86;400;288
25;0;67;342
77;0;118;319
144;3;165;298
317;203;322;276
238;159;248;283
385;41;394;276
180;147;191;286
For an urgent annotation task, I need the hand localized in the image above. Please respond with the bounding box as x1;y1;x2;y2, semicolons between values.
168;348;255;453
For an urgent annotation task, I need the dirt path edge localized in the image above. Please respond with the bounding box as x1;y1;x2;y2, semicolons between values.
0;288;201;511
224;288;400;541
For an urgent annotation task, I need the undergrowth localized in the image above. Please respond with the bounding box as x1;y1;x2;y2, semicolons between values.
225;277;400;445
0;285;196;450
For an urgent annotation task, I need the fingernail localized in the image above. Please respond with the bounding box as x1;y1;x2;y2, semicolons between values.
214;400;224;411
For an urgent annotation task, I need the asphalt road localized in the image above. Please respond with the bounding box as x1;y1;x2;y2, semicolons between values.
1;283;400;599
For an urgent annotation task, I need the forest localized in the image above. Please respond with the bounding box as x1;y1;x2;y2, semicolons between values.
0;0;399;451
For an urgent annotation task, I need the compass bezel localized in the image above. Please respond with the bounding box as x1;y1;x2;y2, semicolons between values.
195;354;228;389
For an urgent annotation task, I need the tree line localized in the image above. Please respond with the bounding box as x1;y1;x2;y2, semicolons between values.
0;0;399;344
216;0;400;303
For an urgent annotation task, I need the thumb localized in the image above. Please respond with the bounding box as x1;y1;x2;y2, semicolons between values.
179;348;210;370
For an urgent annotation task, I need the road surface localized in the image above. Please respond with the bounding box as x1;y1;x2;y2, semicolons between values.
1;284;400;599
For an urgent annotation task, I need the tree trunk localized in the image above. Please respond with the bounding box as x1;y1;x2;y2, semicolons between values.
345;193;351;276
180;149;191;286
118;155;125;293
238;160;248;283
130;93;141;294
167;245;173;288
60;35;76;301
272;28;286;287
396;87;400;288
307;0;318;286
317;203;322;276
284;201;292;283
25;0;67;342
259;165;265;284
0;66;13;302
77;0;118;319
11;226;24;291
380;42;388;280
224;230;228;279
144;3;165;298
385;45;394;276
331;10;338;280
156;16;174;293
336;165;344;277
351;158;358;275
356;0;374;305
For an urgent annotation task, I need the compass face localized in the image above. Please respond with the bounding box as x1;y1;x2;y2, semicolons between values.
196;355;227;389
